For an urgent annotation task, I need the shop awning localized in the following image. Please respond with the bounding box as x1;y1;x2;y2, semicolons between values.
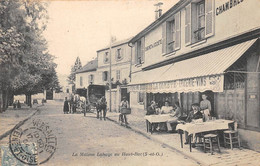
129;38;257;93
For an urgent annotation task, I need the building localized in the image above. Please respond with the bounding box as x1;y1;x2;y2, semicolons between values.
128;0;260;150
96;38;132;112
75;58;98;92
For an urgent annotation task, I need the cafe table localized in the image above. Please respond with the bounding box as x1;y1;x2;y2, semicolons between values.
144;114;178;134
176;119;234;152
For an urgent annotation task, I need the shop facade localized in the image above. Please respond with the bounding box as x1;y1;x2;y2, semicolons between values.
128;0;260;150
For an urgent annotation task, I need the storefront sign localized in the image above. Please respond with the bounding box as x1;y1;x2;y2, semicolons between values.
128;75;224;93
145;39;162;52
216;0;244;16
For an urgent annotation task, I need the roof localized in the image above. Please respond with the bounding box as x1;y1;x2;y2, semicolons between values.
129;38;257;92
76;58;98;74
97;37;133;52
129;0;187;43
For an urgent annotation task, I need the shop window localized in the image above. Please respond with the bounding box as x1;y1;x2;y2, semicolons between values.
162;12;181;55
80;76;83;86
138;92;145;104
88;74;94;84
224;72;246;90
135;37;145;65
104;52;109;63
115;48;123;61
102;71;108;81
116;70;120;81
185;0;214;45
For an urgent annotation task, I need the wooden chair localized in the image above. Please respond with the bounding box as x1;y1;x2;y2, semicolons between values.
223;122;241;149
203;134;221;155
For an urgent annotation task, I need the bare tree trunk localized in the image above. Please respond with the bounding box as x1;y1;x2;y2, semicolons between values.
0;90;3;112
26;93;32;108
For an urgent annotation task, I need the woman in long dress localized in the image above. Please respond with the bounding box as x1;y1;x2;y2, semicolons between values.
63;97;69;114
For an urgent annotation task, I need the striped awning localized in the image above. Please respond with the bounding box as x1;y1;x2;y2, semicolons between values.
128;38;257;93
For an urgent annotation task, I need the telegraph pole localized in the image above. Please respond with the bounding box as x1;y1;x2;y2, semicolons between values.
109;36;112;112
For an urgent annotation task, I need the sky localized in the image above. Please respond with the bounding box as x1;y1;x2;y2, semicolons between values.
43;0;179;80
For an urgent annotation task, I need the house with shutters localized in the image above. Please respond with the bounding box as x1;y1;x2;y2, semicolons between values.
128;0;260;150
95;38;132;112
75;58;98;91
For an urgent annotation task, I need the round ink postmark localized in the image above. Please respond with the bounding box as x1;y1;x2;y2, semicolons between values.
9;119;57;165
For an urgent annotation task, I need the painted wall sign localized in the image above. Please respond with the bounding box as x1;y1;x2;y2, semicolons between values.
216;0;244;16
128;75;224;93
145;39;162;52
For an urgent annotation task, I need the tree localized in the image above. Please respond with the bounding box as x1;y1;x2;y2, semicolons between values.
67;57;82;92
0;0;60;111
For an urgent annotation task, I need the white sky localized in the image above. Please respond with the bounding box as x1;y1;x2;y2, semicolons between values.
44;0;179;76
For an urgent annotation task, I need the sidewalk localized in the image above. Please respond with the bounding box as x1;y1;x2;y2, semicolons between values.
0;104;40;140
105;111;260;166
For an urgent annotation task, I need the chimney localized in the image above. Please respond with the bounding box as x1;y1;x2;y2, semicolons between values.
154;2;163;20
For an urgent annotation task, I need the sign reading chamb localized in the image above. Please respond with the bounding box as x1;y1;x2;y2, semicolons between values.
9;119;57;165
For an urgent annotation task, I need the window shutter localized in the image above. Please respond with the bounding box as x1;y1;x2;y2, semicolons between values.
166;21;171;53
174;12;181;50
185;4;191;46
205;0;214;38
141;37;145;63
115;49;118;60
121;48;124;58
88;75;91;84
162;22;167;54
134;42;138;64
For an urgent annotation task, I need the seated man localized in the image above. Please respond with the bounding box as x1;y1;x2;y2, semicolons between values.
184;103;203;145
166;101;182;132
158;101;173;131
146;101;158;131
146;101;156;115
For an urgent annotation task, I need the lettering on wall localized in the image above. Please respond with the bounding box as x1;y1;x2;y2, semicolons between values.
216;0;244;16
145;39;162;52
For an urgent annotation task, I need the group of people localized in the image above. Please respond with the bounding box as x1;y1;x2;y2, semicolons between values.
13;100;21;109
146;93;212;133
63;95;82;114
147;100;182;132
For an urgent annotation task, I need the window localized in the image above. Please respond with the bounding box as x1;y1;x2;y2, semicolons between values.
116;70;120;81
103;71;108;81
115;48;123;61
80;76;83;86
104;52;109;63
194;1;205;41
135;37;145;65
185;0;214;45
167;20;175;52
162;12;180;55
138;92;145;104
89;74;94;84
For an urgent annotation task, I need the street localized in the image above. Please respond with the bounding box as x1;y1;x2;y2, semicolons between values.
0;101;199;166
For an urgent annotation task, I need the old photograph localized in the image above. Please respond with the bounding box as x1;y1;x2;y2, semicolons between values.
0;0;260;165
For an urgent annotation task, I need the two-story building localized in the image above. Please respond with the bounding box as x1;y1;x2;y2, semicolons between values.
75;58;98;93
96;38;132;112
128;0;260;150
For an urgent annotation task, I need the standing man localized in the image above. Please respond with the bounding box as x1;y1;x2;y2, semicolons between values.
200;93;212;121
119;97;129;125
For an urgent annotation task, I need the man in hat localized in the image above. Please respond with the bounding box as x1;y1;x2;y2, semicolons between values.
119;96;129;125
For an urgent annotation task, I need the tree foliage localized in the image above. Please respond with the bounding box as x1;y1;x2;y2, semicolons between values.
0;0;61;110
67;56;82;85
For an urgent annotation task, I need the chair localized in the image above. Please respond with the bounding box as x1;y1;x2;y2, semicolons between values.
203;134;221;155
223;122;241;149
